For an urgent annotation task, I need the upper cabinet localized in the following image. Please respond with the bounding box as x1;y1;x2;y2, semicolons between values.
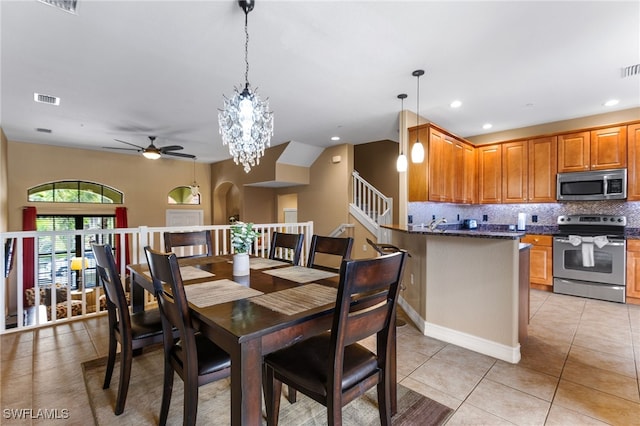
528;136;557;202
408;123;475;203
558;126;627;172
502;141;528;203
627;123;640;201
478;144;502;204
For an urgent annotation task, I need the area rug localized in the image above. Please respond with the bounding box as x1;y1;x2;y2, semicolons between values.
82;348;452;425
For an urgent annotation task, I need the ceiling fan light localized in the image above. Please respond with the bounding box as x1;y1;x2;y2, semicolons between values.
143;149;161;160
411;141;425;164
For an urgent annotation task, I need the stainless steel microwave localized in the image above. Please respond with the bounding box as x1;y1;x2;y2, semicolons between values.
557;169;627;201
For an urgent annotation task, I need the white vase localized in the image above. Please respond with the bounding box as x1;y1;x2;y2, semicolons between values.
233;253;250;276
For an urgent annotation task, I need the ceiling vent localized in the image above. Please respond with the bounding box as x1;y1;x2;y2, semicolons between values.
622;64;640;78
38;0;78;14
34;92;60;106
36;128;52;133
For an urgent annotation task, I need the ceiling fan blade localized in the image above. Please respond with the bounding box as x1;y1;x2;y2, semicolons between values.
165;151;196;159
114;139;145;150
159;145;184;153
103;146;140;152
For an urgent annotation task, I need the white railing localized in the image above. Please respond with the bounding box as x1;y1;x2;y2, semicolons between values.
0;221;313;334
351;171;393;240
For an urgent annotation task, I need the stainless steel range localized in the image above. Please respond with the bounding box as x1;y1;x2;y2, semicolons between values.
553;214;626;303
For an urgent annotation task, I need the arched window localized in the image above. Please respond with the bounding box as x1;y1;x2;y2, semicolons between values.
168;186;200;205
28;181;123;204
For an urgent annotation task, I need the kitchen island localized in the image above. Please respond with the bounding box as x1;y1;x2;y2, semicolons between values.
383;225;528;363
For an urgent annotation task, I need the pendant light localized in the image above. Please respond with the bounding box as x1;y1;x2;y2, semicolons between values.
190;158;200;197
218;0;274;173
396;93;408;172
411;69;425;164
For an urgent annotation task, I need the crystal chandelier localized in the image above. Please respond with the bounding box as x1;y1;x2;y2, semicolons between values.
218;0;274;173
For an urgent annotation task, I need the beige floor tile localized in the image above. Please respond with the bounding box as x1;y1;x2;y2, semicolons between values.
1;355;33;382
568;344;637;378
399;376;462;411
561;359;640;403
396;347;430;377
485;361;559;402
465;379;550;425
444;402;516;425
518;338;568;378
572;331;635;359
2;335;33;361
32;329;91;354
410;357;485;400
432;344;496;376
545;404;612;425
554;379;640;425
397;331;447;357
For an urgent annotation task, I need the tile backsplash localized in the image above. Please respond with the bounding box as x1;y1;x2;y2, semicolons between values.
408;201;640;228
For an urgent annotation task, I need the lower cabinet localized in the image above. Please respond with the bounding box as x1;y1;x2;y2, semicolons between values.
626;240;640;305
521;234;553;290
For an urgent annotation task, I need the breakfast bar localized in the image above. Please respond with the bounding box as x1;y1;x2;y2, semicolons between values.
383;225;528;363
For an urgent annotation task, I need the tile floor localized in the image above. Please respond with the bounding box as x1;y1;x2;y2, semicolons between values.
1;289;639;425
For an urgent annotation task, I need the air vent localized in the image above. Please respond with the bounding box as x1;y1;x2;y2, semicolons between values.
38;0;78;14
36;128;52;133
34;93;60;106
622;64;640;78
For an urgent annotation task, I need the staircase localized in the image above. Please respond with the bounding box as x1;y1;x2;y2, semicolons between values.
349;172;393;243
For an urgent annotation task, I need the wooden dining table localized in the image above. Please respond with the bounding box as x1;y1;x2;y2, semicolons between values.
127;254;397;426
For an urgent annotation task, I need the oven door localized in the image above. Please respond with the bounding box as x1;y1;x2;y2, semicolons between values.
553;236;626;286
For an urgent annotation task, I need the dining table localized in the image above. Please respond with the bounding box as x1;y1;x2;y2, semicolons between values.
127;254;397;426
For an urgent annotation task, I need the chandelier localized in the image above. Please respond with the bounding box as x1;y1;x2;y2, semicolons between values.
218;0;274;173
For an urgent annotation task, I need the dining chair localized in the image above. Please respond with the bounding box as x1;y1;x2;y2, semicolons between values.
163;230;213;258
269;232;304;266
306;235;354;273
144;246;231;426
92;243;166;416
263;250;408;426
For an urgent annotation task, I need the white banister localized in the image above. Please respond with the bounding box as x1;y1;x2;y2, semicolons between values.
351;172;393;242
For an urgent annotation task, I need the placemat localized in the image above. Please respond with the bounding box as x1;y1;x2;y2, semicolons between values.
184;279;263;308
262;265;338;283
250;283;337;315
142;265;214;281
249;257;290;270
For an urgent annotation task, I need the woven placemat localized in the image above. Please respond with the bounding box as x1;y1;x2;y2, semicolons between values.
262;265;338;283
249;257;290;270
184;279;263;308
250;283;337;315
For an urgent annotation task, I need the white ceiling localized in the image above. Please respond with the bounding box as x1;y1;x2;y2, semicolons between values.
1;0;639;164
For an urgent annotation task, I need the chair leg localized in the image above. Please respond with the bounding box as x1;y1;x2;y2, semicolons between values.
183;377;199;426
158;361;174;426
102;333;117;390
327;392;342;426
287;385;297;403
263;365;282;426
113;342;133;415
376;377;392;426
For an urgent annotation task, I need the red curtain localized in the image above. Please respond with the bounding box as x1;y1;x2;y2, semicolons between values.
22;206;37;304
115;207;130;271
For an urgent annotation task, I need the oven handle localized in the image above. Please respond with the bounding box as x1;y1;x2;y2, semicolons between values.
554;238;625;246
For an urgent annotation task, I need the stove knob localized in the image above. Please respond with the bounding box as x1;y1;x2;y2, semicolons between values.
618;218;623;222
566;217;571;222
603;217;608;222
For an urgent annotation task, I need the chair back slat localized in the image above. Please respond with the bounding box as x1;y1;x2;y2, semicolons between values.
269;232;304;265
164;230;213;258
307;235;354;272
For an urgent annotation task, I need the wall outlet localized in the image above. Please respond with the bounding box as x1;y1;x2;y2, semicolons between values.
483;214;488;221
410;274;414;285
457;213;460;221
363;244;367;251
432;214;436;220
532;215;538;223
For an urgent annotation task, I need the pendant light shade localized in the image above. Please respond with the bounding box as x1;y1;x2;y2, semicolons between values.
411;69;425;164
218;0;273;173
396;93;408;172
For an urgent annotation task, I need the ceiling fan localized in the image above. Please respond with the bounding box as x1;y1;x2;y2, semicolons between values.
104;136;196;160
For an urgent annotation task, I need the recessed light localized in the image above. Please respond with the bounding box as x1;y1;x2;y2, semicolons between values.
482;123;493;130
450;100;462;108
331;136;340;141
604;99;619;107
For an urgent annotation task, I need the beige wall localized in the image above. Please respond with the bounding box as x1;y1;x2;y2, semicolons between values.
6;141;211;231
0;129;8;232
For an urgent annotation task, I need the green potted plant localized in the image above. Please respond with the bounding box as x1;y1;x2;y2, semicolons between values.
230;222;259;276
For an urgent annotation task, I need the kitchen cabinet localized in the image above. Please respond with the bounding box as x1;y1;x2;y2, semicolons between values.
407;125;430;202
478;144;502;203
528;136;557;202
626;240;640;304
454;140;476;203
520;234;553;290
557;126;627;172
626;123;640;201
502;141;528;203
429;127;455;202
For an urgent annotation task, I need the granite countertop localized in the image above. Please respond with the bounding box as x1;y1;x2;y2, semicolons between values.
382;224;525;240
